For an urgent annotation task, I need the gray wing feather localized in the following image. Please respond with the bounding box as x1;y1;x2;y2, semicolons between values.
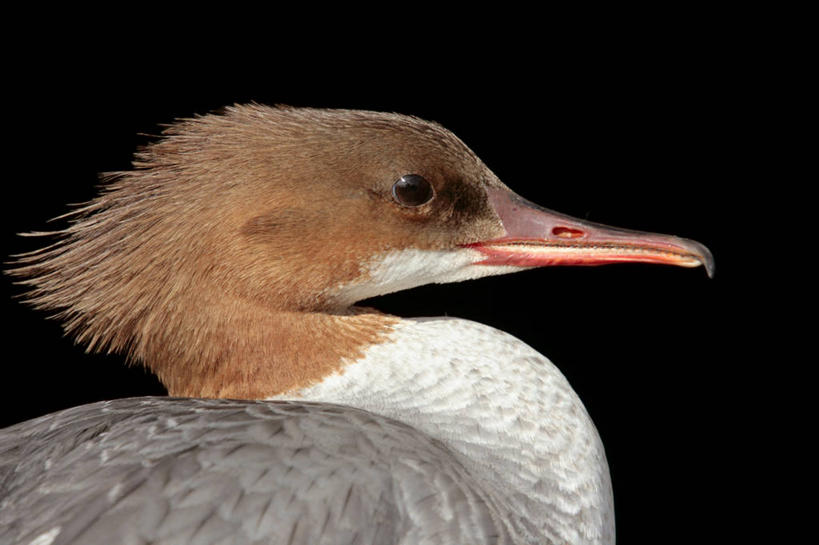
0;398;504;545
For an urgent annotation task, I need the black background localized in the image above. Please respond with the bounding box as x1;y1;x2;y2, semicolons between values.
1;13;763;545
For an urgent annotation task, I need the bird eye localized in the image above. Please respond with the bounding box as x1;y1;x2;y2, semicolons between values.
392;174;434;207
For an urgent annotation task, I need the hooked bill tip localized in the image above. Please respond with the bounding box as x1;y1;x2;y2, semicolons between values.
675;236;714;278
695;241;716;279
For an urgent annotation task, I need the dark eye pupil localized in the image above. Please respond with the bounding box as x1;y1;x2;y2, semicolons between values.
392;174;433;206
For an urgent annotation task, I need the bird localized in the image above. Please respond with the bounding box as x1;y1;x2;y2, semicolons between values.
1;104;713;545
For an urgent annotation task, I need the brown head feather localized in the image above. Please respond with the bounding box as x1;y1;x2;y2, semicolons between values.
8;104;506;397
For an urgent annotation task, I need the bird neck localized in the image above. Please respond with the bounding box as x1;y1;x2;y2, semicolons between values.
278;317;615;544
137;290;398;398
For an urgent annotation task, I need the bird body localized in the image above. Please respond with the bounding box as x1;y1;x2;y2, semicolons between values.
2;318;610;544
1;105;712;544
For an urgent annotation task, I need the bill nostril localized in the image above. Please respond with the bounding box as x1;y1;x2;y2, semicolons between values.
552;226;585;239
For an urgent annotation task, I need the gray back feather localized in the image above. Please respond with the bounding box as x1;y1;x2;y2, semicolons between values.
1;398;505;545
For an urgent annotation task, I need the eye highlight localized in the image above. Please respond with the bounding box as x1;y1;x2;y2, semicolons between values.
392;174;434;207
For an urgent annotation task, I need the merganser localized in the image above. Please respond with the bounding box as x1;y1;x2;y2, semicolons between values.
1;105;713;545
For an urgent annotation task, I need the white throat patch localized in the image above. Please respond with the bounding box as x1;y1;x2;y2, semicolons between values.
328;247;524;306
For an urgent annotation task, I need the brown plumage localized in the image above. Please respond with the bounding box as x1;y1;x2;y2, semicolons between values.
8;104;507;397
